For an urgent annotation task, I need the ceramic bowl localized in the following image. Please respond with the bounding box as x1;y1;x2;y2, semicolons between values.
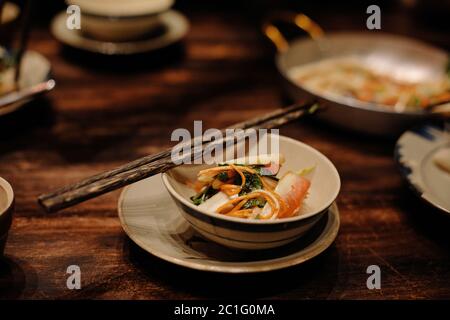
0;177;14;256
67;0;174;42
162;135;341;250
51;10;189;55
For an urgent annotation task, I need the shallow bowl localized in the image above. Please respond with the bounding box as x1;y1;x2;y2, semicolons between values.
162;135;341;250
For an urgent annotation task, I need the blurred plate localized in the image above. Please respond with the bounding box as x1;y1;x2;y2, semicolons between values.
0;50;52;116
50;10;189;55
118;174;340;273
395;124;450;214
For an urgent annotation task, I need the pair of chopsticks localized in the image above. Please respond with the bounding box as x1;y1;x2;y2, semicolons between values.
38;101;319;212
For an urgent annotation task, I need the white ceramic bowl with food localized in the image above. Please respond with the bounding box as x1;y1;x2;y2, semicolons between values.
263;12;449;136
0;177;14;255
67;0;174;42
162;135;340;250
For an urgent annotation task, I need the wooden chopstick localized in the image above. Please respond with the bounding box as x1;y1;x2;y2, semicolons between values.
38;101;318;212
40;102;317;196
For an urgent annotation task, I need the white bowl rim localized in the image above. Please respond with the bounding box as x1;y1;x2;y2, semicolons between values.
67;0;174;19
162;134;341;225
0;177;14;217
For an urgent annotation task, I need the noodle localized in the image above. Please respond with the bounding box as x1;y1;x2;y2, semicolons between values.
188;157;311;220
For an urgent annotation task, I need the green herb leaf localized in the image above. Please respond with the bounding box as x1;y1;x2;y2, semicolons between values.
216;171;228;182
191;197;203;205
239;172;263;195
242;198;266;209
252;166;262;175
190;186;218;206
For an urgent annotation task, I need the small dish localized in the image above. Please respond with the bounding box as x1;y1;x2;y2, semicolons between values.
162;135;341;250
395;124;450;214
118;174;340;273
51;10;189;55
0;49;52;116
67;0;174;42
0;177;14;256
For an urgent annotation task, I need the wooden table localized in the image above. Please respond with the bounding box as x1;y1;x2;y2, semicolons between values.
1;3;449;299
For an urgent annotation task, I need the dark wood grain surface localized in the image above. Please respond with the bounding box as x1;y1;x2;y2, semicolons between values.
1;2;450;299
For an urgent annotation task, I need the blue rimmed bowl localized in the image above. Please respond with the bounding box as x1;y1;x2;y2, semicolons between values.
162;135;341;250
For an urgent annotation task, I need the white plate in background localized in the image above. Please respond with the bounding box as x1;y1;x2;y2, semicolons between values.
395;124;450;214
51;10;189;55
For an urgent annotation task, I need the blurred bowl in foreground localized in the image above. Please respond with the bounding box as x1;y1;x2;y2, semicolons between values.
0;177;14;256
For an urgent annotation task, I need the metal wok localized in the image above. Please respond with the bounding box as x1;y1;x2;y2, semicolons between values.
263;12;448;136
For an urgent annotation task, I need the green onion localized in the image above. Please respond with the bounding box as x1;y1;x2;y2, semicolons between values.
216;171;228;182
242;198;266;209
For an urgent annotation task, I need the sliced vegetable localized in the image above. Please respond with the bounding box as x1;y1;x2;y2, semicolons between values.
198;191;231;212
190;185;218;206
187;153;312;220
